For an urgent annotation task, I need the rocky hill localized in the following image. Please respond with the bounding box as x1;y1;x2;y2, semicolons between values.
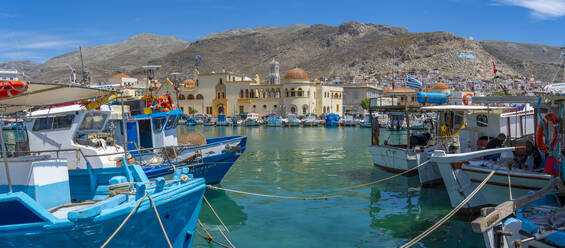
30;33;188;82
3;22;563;83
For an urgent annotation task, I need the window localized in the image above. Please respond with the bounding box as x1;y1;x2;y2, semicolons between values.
187;94;194;100
263;105;267;109
196;94;204;100
53;114;75;129
240;90;244;98
33;118;54;131
152;117;166;132
239;106;244;113
196;79;199;87
274;105;278;108
245;89;249;98
291;88;295;97
298;88;303;97
165;115;179;130
79;112;107;131
179;94;185;100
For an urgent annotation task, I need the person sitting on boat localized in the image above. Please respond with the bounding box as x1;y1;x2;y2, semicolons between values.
484;133;506;161
523;140;544;171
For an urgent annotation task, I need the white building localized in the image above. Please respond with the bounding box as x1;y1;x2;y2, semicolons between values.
177;63;343;117
0;69;18;81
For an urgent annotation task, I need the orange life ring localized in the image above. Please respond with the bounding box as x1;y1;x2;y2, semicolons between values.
0;81;28;98
536;113;559;154
462;93;474;105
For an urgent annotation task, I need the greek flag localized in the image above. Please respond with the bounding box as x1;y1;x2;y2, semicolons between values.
405;75;422;89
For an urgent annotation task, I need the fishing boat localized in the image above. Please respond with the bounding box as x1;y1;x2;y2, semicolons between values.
215;114;229;126
182;114;197;126
123;109;247;184
194;114;206;125
284;114;300;127
265;113;282;127
367;95;532;186
359;113;372;128
230;114;243;126
0;82;206;247
302;113;320;127
202;116;214;126
429;95;554;214
471;177;565;248
325;113;340;127
244;112;260;126
342;114;356;126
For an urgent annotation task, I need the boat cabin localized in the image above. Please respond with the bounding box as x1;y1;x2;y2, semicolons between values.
124;109;182;152
21;104;124;169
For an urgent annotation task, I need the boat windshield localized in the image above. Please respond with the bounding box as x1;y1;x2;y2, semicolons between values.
79;112;108;131
165;115;179;130
153;117;166;132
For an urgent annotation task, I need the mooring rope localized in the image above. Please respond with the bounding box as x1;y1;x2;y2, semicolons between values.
217;225;236;248
204;196;231;233
399;170;496;248
197;219;232;248
207;185;340;200
341;160;431;190
101;194;173;248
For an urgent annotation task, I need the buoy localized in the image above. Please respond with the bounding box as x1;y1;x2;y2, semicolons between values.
537;113;559;154
0;81;28;98
462;93;474;105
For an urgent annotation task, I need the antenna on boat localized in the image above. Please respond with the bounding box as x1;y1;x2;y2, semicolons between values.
0;121;12;192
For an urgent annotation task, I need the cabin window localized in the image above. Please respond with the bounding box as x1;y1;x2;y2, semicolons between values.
53;114;75;129
153;117;166;132
33;118;54;131
79;112;107;131
165;115;179;130
476;114;488;127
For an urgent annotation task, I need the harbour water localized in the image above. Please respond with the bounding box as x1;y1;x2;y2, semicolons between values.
181;126;483;248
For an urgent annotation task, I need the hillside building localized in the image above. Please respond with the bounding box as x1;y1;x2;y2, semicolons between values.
0;69;18;81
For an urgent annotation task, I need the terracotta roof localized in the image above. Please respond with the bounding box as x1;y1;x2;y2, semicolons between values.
183;79;195;87
433;83;449;89
110;73;132;79
283;68;309;80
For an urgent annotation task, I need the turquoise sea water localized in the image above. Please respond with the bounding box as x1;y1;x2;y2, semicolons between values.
180;126;483;248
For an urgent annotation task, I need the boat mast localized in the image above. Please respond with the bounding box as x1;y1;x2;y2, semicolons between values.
79;47;89;85
0;122;12;192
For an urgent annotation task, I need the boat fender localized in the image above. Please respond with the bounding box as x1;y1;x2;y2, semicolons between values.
536;113;559;154
544;156;560;176
462;93;474;105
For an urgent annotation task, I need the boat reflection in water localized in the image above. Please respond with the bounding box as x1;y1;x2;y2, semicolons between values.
367;168;482;247
199;190;248;231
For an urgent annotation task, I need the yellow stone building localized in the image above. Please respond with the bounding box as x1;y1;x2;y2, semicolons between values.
177;63;343;117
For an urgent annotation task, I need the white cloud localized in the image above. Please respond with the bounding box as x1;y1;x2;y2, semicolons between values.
0;30;83;62
497;0;565;19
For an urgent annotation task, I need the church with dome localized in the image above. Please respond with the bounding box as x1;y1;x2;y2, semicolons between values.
176;60;343;117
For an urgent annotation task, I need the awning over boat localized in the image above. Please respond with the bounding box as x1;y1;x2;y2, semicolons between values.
0;82;112;109
472;96;539;104
421;105;510;111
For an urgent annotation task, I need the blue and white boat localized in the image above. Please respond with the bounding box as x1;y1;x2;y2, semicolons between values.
124;110;247;184
325;113;340;127
244;112;260;126
359;113;372;128
284;114;300;127
0;82;206;247
265;113;282;127
182;114;197;126
215;114;229;126
302;113;320;127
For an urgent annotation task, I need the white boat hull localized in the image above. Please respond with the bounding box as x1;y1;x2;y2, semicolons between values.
433;148;552;213
369;145;420;173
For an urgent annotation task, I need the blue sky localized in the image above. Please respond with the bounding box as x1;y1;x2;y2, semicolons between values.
2;0;564;63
